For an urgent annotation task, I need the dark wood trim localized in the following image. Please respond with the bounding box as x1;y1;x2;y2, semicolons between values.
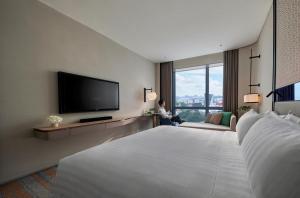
160;63;162;101
205;65;210;115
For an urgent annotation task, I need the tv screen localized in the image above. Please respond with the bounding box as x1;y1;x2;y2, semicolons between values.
58;72;119;114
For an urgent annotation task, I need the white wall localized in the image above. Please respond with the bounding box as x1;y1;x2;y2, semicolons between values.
0;0;155;183
174;52;223;69
238;44;261;112
255;6;274;113
238;45;253;107
238;45;250;108
238;6;273;113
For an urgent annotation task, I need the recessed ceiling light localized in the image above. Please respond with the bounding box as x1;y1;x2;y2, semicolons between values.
219;44;223;47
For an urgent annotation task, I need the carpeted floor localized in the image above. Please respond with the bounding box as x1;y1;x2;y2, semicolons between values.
0;167;57;198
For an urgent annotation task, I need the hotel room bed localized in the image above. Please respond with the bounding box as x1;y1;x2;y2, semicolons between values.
52;126;254;198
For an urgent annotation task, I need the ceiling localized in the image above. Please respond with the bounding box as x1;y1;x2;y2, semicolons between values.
39;0;273;63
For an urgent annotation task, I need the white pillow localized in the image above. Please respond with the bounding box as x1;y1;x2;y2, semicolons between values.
285;113;300;124
238;109;257;119
279;114;287;119
246;109;257;115
263;110;279;118
241;116;300;198
236;109;261;144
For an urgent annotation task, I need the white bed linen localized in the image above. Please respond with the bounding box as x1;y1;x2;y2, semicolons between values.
52;126;255;198
242;115;300;198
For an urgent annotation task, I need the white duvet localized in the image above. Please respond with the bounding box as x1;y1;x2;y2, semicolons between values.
52;126;254;198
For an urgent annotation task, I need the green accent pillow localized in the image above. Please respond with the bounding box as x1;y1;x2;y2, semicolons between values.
221;112;232;126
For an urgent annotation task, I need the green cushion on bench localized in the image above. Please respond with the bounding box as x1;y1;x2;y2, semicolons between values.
221;112;232;126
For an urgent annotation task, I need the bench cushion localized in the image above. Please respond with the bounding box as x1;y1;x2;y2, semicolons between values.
180;122;231;131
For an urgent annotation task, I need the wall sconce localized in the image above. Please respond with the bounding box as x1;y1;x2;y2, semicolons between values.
144;88;157;102
244;48;261;104
244;93;261;103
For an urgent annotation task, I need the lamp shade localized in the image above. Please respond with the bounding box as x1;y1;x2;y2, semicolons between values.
146;92;157;101
244;93;260;103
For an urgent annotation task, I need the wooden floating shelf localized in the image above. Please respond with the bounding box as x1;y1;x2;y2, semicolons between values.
33;115;152;140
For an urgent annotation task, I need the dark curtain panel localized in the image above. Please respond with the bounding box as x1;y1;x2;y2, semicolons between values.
160;61;173;111
223;50;239;116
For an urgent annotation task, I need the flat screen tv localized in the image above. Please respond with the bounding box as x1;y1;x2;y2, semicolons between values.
58;72;119;114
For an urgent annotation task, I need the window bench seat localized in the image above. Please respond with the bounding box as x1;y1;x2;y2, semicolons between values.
179;115;236;131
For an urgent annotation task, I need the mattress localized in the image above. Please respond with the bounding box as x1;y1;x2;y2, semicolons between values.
51;126;255;198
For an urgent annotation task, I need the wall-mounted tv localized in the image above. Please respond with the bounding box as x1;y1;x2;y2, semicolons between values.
58;72;119;114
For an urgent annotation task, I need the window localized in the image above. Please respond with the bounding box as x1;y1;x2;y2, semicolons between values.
295;82;300;100
174;63;223;122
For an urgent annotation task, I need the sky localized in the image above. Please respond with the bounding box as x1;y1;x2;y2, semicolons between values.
295;82;300;100
175;66;223;97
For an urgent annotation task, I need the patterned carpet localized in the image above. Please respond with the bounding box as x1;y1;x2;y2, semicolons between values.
0;167;57;198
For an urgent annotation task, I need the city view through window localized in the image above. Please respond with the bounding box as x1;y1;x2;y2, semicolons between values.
295;82;300;100
175;63;223;122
